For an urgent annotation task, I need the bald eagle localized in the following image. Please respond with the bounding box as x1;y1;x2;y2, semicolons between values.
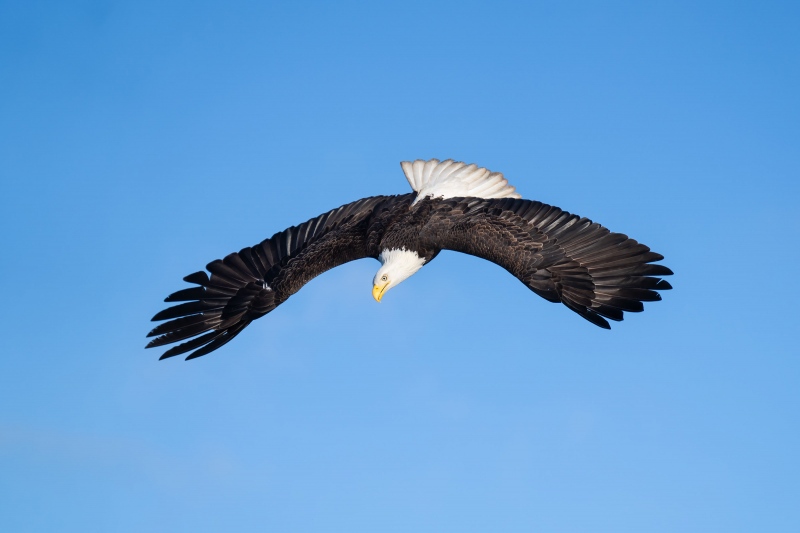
147;159;672;360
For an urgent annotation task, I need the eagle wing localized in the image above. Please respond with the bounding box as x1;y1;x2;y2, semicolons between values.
419;197;672;328
146;194;409;360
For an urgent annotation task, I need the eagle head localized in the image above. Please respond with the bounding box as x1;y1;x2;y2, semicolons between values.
372;248;426;302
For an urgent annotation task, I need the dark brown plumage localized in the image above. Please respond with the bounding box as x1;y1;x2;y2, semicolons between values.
417;197;672;329
147;160;672;360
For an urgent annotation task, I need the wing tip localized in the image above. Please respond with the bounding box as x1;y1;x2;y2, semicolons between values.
183;271;209;285
657;279;673;290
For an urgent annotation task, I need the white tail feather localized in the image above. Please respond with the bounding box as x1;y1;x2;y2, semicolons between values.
401;159;522;205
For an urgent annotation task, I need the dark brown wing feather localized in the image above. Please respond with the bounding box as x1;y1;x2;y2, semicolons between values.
419;197;672;328
147;195;409;360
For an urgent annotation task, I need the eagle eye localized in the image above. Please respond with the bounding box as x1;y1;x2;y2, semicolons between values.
381;275;388;282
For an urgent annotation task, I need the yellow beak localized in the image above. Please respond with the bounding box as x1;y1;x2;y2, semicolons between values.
372;284;386;303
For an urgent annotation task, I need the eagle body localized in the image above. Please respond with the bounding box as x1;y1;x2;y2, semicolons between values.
148;159;672;360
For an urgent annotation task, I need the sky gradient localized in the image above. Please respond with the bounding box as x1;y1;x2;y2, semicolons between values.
1;1;799;531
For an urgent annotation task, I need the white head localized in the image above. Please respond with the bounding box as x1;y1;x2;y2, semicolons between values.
372;248;426;302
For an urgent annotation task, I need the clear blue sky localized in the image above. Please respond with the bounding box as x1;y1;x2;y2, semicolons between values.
1;1;798;531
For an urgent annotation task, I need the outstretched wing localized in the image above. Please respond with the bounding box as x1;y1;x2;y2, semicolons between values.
147;195;408;360
419;197;672;328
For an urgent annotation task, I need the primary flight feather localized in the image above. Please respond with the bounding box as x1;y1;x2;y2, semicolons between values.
147;159;672;360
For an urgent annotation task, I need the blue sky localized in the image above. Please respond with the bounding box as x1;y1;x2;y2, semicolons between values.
1;1;798;531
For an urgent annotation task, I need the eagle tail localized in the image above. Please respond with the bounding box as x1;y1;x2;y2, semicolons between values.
401;159;522;203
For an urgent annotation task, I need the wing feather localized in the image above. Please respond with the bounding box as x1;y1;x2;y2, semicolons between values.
420;197;671;328
147;195;406;360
